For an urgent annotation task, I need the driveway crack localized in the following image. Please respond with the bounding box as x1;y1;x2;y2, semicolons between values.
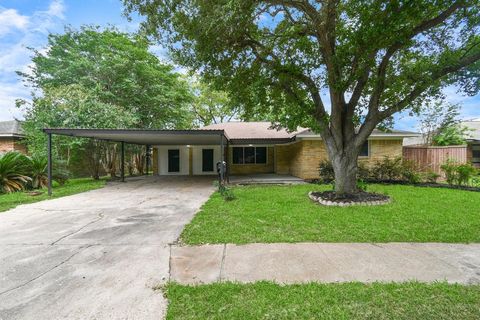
0;245;93;296
50;213;104;245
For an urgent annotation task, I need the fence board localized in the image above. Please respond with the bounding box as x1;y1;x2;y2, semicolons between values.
403;145;467;176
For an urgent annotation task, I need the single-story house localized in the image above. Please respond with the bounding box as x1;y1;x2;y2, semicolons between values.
152;122;418;180
43;122;418;194
0;120;26;154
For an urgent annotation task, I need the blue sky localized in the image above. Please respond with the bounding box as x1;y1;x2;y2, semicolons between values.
0;0;478;130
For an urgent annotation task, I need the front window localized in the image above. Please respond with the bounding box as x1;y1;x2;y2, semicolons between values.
359;141;369;157
232;147;267;164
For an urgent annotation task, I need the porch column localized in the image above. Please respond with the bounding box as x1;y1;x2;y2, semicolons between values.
121;141;125;182
220;134;225;183
47;132;52;196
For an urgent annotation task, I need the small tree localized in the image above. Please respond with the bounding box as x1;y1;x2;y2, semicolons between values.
419;101;461;145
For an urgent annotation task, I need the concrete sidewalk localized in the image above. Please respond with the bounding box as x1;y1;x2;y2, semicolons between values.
170;243;480;284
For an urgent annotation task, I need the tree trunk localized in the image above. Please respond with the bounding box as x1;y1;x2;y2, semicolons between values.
330;152;359;195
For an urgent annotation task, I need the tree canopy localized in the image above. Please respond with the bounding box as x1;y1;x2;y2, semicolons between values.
124;0;480;193
18;26;194;130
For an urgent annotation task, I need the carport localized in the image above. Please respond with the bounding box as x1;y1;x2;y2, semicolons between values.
43;128;229;195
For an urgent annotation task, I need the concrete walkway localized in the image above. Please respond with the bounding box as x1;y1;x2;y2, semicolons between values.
0;176;215;320
170;243;480;285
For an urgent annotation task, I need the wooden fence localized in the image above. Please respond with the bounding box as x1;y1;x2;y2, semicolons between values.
402;145;468;175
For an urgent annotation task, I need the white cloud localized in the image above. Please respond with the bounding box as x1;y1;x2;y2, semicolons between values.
0;8;29;37
0;1;65;121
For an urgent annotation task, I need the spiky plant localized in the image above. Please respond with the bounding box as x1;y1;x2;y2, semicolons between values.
0;152;31;193
27;155;48;189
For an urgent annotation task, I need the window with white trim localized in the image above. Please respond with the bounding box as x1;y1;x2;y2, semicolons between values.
232;147;267;164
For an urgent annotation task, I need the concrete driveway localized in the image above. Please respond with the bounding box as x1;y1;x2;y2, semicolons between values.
0;176;214;320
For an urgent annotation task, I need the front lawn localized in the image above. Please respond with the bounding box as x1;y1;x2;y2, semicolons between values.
181;184;480;244
0;177;107;213
166;282;480;320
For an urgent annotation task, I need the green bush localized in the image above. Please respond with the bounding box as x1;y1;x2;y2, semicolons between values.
440;159;477;186
423;170;441;183
370;156;404;181
0;152;32;193
401;160;422;184
318;160;335;183
357;162;371;181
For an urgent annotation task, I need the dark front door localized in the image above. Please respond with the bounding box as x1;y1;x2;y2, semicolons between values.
202;149;214;172
168;149;180;172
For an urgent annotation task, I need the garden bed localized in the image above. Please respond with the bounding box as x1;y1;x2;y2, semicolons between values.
308;190;390;206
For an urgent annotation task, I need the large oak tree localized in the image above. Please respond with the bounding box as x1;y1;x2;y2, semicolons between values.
124;0;480;194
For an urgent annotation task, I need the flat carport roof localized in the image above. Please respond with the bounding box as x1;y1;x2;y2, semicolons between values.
43;128;229;195
43;128;228;145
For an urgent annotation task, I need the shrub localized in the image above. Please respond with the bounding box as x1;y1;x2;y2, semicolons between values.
357;162;371;181
440;159;458;185
423;170;441;183
25;156;70;189
0;152;32;193
318;160;335;183
440;159;477;186
456;163;477;186
370;156;403;181
401;160;421;184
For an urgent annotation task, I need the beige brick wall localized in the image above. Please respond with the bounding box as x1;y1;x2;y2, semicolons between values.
274;139;403;180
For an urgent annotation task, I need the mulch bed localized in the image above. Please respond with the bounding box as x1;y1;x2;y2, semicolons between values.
308;179;480;192
312;191;389;202
309;191;391;206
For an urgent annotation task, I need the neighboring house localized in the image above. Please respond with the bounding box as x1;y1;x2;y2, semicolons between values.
152;122;418;180
462;118;480;167
0;120;27;154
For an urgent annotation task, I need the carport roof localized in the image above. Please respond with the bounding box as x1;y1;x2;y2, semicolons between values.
43;128;228;145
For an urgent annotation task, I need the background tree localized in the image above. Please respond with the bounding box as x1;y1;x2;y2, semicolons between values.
124;0;480;194
418;101;462;145
18;26;195;178
191;81;239;126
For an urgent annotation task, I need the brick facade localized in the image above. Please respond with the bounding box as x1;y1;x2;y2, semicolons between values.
152;139;404;179
274;139;403;180
0;137;27;154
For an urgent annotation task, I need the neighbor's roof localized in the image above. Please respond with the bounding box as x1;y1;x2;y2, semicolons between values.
462;119;480;140
0;120;24;138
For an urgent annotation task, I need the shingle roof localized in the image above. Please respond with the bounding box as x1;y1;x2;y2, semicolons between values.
202;122;306;140
0;120;24;137
202;122;419;140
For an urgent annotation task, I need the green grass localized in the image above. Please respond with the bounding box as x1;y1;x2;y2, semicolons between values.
166;281;480;320
0;177;107;213
181;184;480;244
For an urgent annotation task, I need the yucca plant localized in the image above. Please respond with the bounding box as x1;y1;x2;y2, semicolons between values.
0;152;31;193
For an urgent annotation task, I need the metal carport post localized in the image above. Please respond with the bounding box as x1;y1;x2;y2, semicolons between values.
47;132;52;196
